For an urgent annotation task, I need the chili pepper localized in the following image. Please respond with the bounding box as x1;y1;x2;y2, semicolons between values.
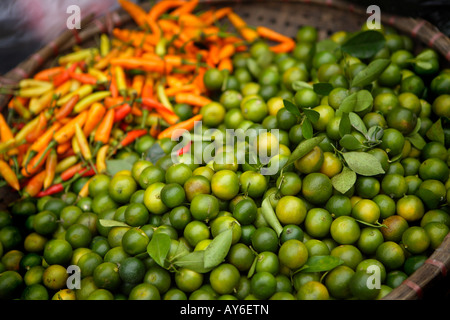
174;92;212;107
75;123;92;162
57;141;72;155
55;155;78;174
58;48;99;65
73;91;111;113
35;183;64;198
9;97;31;120
120;129;148;147
94;108;115;148
14;116;41;147
218;58;233;73
171;0;199;17
158;114;202;140
114;103;132;123
96;145;110;174
22;146;52;177
110;58;167;74
26;112;47;143
43;149;57;190
32;111;87;170
68;71;98;85
34;67;64;82
156;82;174;112
177;140;192;156
0;113;18;156
202;7;232;25
227;12;259;42
22;170;46;198
0;160;20;191
118;0;148;27
57;84;93;106
60;163;85;182
269;40;296;53
100;34;111;57
83;102;106;136
114;66;128;97
148;0;185;22
17;80;53;98
78;176;94;198
88;68;108;84
54;94;79;121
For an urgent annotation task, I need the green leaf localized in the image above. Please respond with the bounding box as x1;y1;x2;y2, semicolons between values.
415;61;432;71
98;219;130;228
300;255;344;273
336;92;356;116
292;81;313;91
339;134;363;151
301;118;313;139
106;159;134;176
247;256;258;278
349;112;367;135
407;132;427;150
341;30;386;59
339;112;352;137
343;152;385;176
331;166;357;195
146;142;166;164
303;108;320;124
353;90;373;113
283;99;301;116
173;251;213;273
426;118;445;145
147;233;172;268
351;59;391;88
284;135;325;170
367;126;384;143
316;39;339;54
204;229;233;269
313;83;334;96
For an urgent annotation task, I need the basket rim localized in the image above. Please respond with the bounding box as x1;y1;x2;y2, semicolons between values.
0;0;449;301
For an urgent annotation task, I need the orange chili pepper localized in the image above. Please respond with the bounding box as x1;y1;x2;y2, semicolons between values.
22;170;46;198
157;114;203;140
54;94;80;121
0;160;20;191
94;108;115;145
175;93;212;107
43;149;57;190
83;102;106;136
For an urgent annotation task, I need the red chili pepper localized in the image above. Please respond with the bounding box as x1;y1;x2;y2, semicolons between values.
114;103;132;122
139;97;175;114
60;163;84;181
120;129;148;147
53;63;78;87
69;71;98;85
178;141;192;156
36;183;64;198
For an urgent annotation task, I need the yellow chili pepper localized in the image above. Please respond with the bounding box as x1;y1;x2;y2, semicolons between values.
75;123;92;162
73;91;111;113
58;48;99;65
115;66;128;97
96;144;109;174
57;84;93;106
88;68;108;83
100;34;111;57
29;90;55;114
55;155;78;174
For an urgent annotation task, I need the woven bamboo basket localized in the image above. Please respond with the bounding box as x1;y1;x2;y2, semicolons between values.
0;0;449;300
